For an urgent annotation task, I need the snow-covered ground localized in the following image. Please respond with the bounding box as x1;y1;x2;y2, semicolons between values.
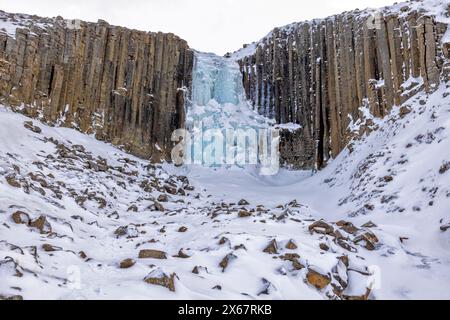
1;77;450;299
1;0;450;300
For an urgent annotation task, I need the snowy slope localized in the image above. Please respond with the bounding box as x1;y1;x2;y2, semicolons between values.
0;105;380;300
1;78;450;299
174;80;450;299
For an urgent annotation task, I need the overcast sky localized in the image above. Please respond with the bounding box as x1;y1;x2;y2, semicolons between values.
0;0;397;54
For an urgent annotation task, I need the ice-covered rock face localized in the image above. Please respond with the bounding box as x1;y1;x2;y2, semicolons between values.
192;52;243;106
185;52;276;169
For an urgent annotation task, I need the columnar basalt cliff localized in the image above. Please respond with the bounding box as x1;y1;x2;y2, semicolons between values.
238;2;450;169
0;11;193;161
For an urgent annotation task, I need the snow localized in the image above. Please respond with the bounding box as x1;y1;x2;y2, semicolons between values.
2;76;450;299
1;0;450;301
231;0;450;60
0;11;53;38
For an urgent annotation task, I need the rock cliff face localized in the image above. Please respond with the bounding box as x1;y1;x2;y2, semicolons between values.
237;2;450;169
0;11;193;161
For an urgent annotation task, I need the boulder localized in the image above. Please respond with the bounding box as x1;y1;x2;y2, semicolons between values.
119;258;136;269
138;249;167;259
144;269;176;292
29;215;52;234
306;269;331;290
11;211;30;224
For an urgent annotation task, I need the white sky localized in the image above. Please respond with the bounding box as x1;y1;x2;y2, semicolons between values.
0;0;398;54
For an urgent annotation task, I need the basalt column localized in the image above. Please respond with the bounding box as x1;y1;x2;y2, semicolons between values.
0;12;194;161
239;8;449;170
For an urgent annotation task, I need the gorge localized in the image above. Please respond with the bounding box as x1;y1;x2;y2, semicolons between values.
1;0;450;300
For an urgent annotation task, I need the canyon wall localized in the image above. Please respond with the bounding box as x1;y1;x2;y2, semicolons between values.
0;12;193;161
238;4;450;169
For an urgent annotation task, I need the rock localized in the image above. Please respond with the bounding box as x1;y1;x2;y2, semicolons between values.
319;243;330;251
114;226;127;237
5;175;21;188
361;221;377;228
399;106;411;118
11;211;30;224
238;210;252;218
127;205;138;212
306;269;331;290
233;244;247;251
218;237;229;245
192;266;208;274
279;253;300;261
219;253;237;272
285;239;298;250
119;258;136;269
178;226;188;232
353;231;379;250
336;220;359;234
343;288;371;300
439;162;450;174
154;201;165;212
138;249;167;259
29;215;52;234
157;194;169;202
23;121;42;133
114;224;138;238
174;249;190;259
383;175;394;182
440;224;450;232
237;8;447;170
144;269;176;292
308;220;334;235
78;251;87;259
42;244;62;252
258;278;276;296
263;239;278;254
164;184;177;195
0;294;23;300
0;15;194;162
238;199;250;206
279;253;305;270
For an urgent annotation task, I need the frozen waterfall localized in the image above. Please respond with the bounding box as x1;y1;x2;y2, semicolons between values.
179;51;278;174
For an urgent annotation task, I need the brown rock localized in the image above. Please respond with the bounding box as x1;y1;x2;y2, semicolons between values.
309;220;334;235
164;184;177;195
263;239;278;254
157;194;169;202
154;201;165;212
42;244;61;252
119;258;136;269
285;239;298;250
5;175;21;188
11;211;30;224
353;231;379;250
174;249;190;259
306;269;331;290
144;269;176;292
178;226;188;232
336;220;359;234
29;216;52;234
23;121;42;134
138;249;167;259
238;210;252;218
219;253;237;272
